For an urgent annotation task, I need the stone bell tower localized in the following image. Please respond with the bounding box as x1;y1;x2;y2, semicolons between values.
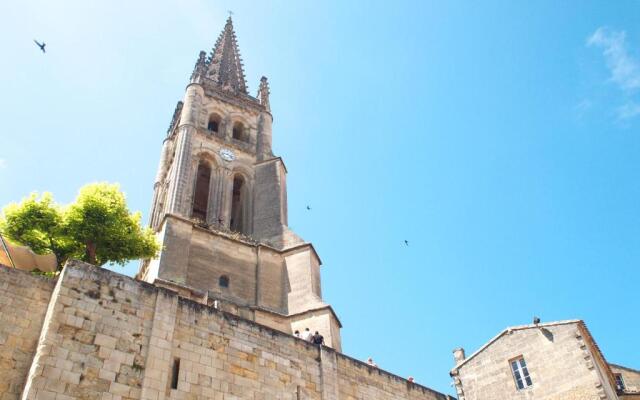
138;18;342;350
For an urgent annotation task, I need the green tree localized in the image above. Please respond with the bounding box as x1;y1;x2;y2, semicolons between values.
0;193;76;264
0;183;159;268
64;183;159;266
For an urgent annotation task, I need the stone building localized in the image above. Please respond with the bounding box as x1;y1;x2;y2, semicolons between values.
0;17;455;400
450;319;639;400
137;17;341;351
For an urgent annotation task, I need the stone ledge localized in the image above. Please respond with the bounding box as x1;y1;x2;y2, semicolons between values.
0;263;58;286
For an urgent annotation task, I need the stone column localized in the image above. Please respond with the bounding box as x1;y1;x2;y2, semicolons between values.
218;169;233;228
206;167;220;225
246;178;254;235
139;290;178;400
223;115;232;141
253;159;286;243
165;83;203;217
214;168;226;226
256;111;273;161
319;347;339;400
149;138;173;228
20;266;68;400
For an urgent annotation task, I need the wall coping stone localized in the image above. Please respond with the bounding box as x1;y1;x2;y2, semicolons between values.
0;263;58;285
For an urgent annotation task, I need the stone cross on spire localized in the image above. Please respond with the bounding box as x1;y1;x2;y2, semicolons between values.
206;17;248;94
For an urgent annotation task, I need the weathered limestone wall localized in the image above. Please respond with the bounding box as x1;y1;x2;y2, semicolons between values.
21;261;158;399
253;159;286;243
143;215;342;350
256;247;287;313
187;226;260;306
9;262;450;400
151;216;287;314
168;298;324;399
284;247;324;315
335;354;452;400
452;322;616;400
0;265;56;400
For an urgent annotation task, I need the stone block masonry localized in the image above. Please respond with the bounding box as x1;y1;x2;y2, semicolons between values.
0;261;453;399
0;266;56;400
450;321;618;400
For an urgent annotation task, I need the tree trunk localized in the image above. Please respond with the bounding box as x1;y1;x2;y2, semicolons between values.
85;241;97;265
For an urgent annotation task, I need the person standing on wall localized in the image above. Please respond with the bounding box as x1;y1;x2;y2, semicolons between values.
312;331;324;346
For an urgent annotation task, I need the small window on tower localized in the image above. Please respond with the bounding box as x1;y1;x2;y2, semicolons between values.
232;122;248;142
170;358;180;389
207;115;220;133
510;356;533;390
615;374;626;391
219;275;229;288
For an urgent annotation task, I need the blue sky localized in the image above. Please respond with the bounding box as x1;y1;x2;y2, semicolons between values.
1;0;639;395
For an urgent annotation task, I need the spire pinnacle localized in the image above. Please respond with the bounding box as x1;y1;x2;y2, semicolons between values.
190;51;207;84
206;17;248;94
257;76;271;112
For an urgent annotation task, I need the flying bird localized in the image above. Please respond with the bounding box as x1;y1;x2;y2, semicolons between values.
404;240;409;246
306;205;311;210
33;40;46;53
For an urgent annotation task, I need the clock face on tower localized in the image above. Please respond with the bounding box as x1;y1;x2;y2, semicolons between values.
219;148;235;161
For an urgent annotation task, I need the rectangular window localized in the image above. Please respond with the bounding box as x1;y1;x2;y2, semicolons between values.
510;356;533;390
171;358;180;390
615;374;626;391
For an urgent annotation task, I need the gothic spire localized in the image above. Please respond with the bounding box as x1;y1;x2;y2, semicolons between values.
206;17;248;94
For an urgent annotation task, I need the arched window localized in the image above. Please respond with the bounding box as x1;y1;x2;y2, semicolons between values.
232;122;248;142
230;175;246;233
207;114;220;133
219;275;229;288
192;161;211;221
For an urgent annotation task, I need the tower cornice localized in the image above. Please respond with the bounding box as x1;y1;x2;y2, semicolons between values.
202;83;265;113
254;156;287;173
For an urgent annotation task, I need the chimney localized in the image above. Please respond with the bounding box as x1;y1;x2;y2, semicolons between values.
453;348;466;364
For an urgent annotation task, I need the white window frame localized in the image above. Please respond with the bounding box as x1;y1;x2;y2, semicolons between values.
510;356;533;390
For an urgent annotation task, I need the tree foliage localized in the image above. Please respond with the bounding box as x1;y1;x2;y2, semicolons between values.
0;193;75;264
0;183;159;268
64;183;159;266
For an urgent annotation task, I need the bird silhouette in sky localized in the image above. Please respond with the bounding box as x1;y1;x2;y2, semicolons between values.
404;240;409;246
306;205;311;210
33;40;46;53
